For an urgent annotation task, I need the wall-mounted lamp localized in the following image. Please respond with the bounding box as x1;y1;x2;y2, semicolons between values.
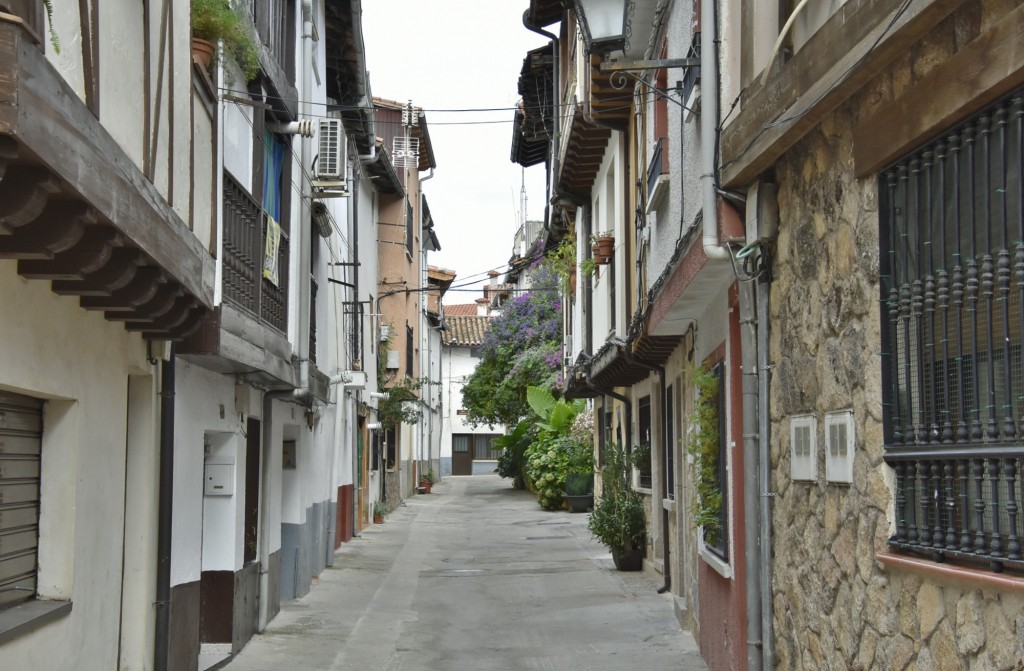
573;0;698;73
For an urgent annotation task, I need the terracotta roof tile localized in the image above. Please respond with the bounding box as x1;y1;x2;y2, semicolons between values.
444;304;478;317
443;315;492;346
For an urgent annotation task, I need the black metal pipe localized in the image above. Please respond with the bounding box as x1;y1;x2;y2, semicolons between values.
154;345;175;671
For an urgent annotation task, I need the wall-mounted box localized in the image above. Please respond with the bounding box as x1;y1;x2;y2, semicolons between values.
825;410;855;484
204;463;235;496
790;415;817;482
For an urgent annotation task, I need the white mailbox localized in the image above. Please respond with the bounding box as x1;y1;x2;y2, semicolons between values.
204;463;235;496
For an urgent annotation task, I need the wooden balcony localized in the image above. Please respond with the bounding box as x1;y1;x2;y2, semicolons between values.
0;16;214;340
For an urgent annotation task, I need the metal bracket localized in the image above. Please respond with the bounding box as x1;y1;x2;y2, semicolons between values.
599;57;699;72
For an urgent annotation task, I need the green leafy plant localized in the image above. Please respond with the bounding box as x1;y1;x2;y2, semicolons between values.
373;501;386;517
40;0;59;53
547;230;577;293
687;365;723;545
192;0;260;82
522;386;589;509
377;376;424;430
588;443;646;554
493;420;535;489
421;468;436;484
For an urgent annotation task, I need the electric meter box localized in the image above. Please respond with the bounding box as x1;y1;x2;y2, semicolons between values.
204;463;235;496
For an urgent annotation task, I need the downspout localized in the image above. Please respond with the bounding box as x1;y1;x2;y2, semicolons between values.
154;345;175;671
584;372;632;450
739;277;763;671
700;0;729;261
350;174;361;541
758;265;774;670
618;343;670;593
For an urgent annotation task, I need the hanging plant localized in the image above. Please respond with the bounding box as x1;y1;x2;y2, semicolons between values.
377;376;424;429
687;365;723;545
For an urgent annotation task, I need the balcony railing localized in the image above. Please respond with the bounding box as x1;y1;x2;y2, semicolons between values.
647;137;669;201
223;171;288;334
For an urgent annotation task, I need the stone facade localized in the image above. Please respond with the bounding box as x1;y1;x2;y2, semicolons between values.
768;2;1024;669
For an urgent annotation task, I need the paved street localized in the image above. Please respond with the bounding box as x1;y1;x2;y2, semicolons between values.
223;475;707;671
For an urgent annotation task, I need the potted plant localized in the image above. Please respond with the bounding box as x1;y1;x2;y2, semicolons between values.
562;411;595;513
591;231;614;264
588;443;646;570
372;501;385;524
418;468;435;494
191;0;260;81
548;230;577;294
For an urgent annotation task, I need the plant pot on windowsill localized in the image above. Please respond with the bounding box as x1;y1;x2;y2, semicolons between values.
191;37;216;70
594;235;614;262
591;244;611;265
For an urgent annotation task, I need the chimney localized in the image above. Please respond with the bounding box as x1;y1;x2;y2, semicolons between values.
475;297;489;316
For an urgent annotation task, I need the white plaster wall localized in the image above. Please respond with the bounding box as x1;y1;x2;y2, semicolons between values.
0;263;150;669
99;0;145;169
440;345;502;464
173;361;244;582
590;135;623;341
193;95;216;249
650;3;704;277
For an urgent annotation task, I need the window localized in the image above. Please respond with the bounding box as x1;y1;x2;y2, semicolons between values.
406;324;414;375
879;88;1024;573
0;391;43;611
406;198;414;255
637;395;653;489
666;385;675;500
471;435;502;460
698;362;728;561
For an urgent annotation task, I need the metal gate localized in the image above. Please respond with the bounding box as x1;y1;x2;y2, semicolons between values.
0;390;43;609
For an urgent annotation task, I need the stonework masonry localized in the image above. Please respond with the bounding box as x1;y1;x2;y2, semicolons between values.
767;2;1024;668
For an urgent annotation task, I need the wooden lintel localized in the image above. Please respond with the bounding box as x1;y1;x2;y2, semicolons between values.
854;3;1024;176
719;0;964;188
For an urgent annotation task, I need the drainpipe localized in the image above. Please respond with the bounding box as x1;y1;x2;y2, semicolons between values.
738;278;763;671
351;174;361;542
700;0;729;261
758;267;774;670
618;343;670;593
154;345;175;671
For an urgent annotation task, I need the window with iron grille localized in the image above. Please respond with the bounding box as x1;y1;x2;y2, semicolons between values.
706;362;729;561
637;395;653;489
406;199;414;255
879;89;1024;573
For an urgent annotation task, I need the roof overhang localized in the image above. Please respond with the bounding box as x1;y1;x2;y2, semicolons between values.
511;44;554;168
325;0;375;154
556;101;611;198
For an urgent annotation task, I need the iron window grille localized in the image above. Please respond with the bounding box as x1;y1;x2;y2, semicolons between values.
879;89;1024;573
705;362;728;561
638;395;653;489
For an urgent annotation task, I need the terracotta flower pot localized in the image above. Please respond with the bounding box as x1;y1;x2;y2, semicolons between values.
594;236;614;263
191;37;216;71
373;514;383;524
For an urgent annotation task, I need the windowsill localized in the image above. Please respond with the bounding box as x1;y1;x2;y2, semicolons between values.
699;542;733;579
0;600;73;645
635;486;653;496
662;498;676;512
877;552;1024;592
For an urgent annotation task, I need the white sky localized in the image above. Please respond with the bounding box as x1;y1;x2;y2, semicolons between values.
361;1;550;305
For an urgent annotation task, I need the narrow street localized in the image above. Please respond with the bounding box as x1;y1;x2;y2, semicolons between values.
222;475;706;671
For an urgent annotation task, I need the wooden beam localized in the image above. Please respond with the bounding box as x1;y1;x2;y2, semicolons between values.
51;248;143;296
854;3;1024;176
80;267;163;310
0;201;92;258
17;227;119;279
719;0;964;188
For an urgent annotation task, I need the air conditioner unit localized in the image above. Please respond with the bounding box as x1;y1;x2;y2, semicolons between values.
314;119;349;197
317;119;344;179
385;351;400;370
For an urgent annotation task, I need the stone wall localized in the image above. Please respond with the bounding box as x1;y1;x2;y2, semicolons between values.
767;2;1024;668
